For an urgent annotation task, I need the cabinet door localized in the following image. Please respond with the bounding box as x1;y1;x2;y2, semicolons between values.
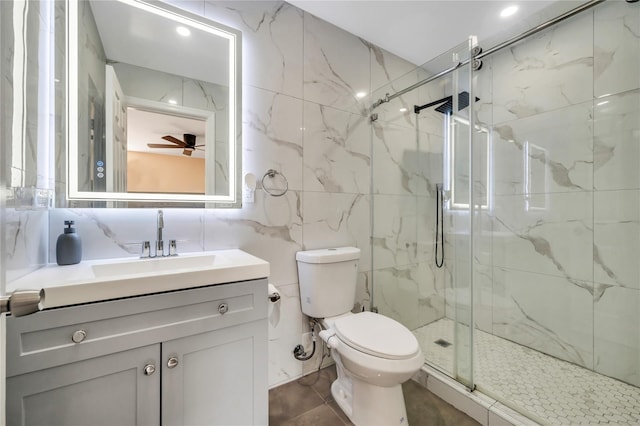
6;345;160;426
162;320;268;426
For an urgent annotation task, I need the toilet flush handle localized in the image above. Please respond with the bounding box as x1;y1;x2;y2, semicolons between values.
319;329;340;349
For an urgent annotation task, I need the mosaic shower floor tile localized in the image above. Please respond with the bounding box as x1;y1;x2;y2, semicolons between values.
414;319;640;425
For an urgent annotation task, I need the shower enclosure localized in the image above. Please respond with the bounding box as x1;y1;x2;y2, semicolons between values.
370;1;640;424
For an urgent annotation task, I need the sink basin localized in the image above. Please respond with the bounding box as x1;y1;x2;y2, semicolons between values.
92;254;217;277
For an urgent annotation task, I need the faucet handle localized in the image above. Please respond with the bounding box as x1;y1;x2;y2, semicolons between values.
156;240;164;257
141;241;151;258
169;240;178;256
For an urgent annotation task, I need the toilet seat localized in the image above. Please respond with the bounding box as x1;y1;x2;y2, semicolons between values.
333;312;420;360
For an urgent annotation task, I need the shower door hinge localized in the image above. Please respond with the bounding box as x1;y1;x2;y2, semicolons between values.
370;113;378;122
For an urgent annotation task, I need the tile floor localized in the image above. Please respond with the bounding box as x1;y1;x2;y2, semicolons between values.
269;364;480;425
414;318;640;425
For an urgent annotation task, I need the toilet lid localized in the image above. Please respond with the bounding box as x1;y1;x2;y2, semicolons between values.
332;312;420;360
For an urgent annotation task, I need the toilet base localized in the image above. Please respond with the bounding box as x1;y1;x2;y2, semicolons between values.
331;365;409;426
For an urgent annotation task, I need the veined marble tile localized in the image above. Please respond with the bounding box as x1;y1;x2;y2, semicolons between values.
492;101;594;196
594;89;640;191
594;0;640;98
594;285;640;387
243;86;303;191
416;262;446;329
371;121;424;196
594;189;640;291
373;264;421;331
49;208;205;261
370;44;419;96
302;192;370;272
372;194;418;270
303;12;370;114
204;190;303;286
474;265;494;334
442;260;488;329
268;282;304;387
491;11;593;123
492;192;593;284
492;267;594;369
302;102;370;194
5;209;48;284
204;1;303;98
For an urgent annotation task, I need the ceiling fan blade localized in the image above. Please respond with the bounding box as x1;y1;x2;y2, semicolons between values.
147;143;183;148
194;144;205;147
161;135;187;147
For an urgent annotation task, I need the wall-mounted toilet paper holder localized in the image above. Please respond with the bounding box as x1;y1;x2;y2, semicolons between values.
267;283;280;302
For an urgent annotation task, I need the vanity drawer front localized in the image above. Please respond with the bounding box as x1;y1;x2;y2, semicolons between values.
6;279;267;377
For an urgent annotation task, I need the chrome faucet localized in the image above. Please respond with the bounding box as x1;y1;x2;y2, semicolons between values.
140;210;177;258
156;209;164;257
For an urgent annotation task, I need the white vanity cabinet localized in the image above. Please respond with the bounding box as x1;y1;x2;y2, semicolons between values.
5;279;268;426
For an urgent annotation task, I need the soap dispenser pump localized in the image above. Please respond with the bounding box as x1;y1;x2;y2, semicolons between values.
56;220;82;265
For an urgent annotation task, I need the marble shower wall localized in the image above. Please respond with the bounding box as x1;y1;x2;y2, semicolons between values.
7;0;417;389
370;63;451;331
477;0;640;387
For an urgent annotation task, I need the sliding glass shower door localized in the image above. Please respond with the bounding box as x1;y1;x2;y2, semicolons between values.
370;38;478;389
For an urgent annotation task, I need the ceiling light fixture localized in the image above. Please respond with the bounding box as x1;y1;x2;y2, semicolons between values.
399;108;407;112
176;26;191;37
500;5;518;18
356;92;367;99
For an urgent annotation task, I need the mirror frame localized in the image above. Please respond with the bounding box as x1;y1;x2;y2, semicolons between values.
66;0;242;206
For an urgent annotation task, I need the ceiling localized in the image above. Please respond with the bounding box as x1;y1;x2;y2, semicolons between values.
289;0;585;66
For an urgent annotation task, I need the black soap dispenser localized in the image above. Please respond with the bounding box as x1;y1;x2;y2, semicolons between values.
56;220;82;265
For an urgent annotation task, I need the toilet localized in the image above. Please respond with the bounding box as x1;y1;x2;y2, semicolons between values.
296;247;424;426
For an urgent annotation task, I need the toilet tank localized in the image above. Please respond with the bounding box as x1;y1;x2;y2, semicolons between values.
296;247;360;318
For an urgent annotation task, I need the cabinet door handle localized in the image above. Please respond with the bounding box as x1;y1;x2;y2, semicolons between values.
167;357;179;369
144;364;156;376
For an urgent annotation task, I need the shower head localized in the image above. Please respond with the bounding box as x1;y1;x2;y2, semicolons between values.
414;91;480;115
435;91;475;114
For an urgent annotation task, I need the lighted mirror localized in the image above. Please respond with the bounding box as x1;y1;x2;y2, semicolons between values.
67;0;241;205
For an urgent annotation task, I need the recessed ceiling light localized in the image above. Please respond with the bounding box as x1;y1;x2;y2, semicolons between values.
168;99;178;105
399;108;408;112
176;26;191;37
500;5;518;18
356;92;367;99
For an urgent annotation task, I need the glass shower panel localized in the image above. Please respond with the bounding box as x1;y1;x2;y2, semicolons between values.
445;39;475;388
370;38;476;389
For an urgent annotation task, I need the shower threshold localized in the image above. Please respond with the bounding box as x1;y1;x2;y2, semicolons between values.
413;318;640;425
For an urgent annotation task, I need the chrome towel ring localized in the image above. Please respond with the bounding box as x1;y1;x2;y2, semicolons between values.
261;169;288;197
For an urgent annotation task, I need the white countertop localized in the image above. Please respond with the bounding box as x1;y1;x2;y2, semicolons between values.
7;249;270;310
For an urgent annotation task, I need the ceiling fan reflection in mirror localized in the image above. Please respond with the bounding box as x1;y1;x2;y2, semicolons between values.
147;133;205;157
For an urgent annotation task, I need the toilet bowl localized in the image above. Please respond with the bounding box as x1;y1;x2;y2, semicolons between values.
319;312;424;425
295;247;423;426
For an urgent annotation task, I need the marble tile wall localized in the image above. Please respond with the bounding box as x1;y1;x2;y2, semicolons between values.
476;0;640;388
370;60;450;331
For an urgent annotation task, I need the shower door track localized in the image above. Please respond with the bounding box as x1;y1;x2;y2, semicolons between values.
371;0;605;110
